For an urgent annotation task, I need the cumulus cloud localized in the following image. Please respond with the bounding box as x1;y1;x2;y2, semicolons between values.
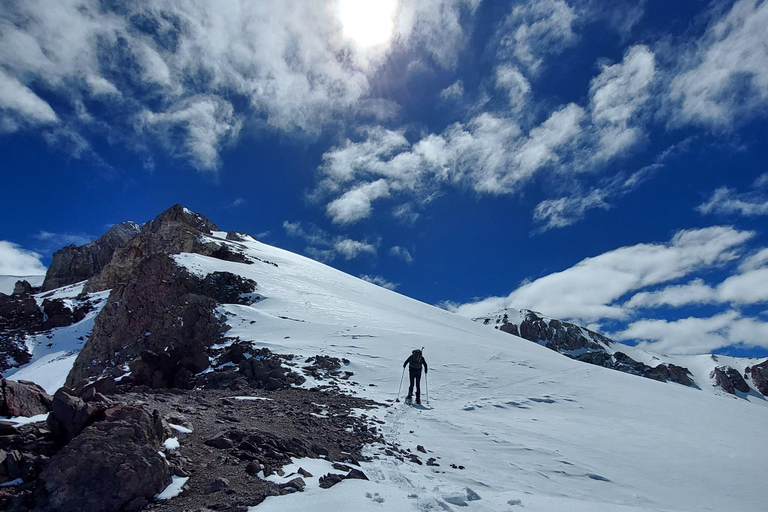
612;311;768;355
0;241;47;276
668;0;768;129
450;226;754;323
0;0;481;170
327;180;391;224
495;65;530;112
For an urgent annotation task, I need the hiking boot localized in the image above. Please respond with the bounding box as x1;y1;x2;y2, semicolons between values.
416;397;421;405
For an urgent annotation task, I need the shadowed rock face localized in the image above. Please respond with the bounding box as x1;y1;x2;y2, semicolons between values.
0;379;52;417
65;254;256;391
42;222;141;292
710;366;750;394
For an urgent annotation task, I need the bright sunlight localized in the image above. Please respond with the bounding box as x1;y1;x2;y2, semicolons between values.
338;0;398;48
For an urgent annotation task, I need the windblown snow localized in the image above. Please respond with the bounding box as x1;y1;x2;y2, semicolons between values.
6;233;768;511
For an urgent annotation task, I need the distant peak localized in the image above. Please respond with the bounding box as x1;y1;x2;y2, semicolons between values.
145;204;220;234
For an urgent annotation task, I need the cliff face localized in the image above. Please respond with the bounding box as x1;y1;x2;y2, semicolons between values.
42;222;141;292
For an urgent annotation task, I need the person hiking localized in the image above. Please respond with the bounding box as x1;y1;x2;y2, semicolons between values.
403;349;428;404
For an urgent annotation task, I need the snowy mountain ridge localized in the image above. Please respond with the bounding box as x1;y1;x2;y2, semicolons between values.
1;205;767;511
473;308;768;401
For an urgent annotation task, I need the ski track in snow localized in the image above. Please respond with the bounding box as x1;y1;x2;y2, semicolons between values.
4;234;768;512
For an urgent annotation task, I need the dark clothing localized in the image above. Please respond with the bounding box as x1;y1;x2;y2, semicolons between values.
403;354;427;402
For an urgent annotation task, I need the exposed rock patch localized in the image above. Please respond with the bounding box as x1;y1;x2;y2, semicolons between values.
480;309;695;387
65;254;256;391
746;360;768;395
710;366;750;394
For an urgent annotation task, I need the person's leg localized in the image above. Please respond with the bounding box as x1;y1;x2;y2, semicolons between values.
407;370;415;399
415;372;422;403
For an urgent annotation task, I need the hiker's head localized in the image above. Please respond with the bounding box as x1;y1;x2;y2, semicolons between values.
412;349;421;356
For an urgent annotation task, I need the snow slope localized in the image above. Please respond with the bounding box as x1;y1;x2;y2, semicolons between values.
8;234;768;511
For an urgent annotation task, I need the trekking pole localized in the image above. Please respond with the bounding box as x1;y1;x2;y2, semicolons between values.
425;371;429;405
396;366;405;402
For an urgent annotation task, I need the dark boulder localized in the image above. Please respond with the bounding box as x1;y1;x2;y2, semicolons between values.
37;405;170;512
12;280;34;296
46;388;107;445
0;379;52;417
711;366;750;394
747;360;768;396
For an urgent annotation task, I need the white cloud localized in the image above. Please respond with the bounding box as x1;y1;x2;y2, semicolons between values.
326;180;391;224
698;186;768;217
0;0;480;169
360;274;399;290
283;220;377;262
35;231;94;247
334;238;378;259
440;80;465;100
450;226;754;323
0;241;47;276
495;65;530;112
668;0;768;129
612;311;768;355
0;68;58;131
496;0;578;74
589;45;655;161
390;246;414;264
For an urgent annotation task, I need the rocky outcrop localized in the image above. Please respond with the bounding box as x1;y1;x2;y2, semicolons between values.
0;292;94;372
42;222;141;291
65;254;257;391
37;405;170;512
710;366;750;394
479;309;695;387
84;204;249;293
0;379;52;417
12;280;34;296
746;360;768;395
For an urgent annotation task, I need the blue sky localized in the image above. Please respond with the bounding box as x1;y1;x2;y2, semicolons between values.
2;0;768;357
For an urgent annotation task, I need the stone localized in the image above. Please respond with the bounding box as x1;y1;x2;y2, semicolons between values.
205;477;230;494
12;280;33;296
37;405;170;512
284;477;306;490
319;473;345;489
47;387;107;445
1;379;52;417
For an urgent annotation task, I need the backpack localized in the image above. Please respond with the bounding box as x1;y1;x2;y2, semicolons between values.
409;349;423;369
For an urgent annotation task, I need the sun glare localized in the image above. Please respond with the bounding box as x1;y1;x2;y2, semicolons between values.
338;0;398;49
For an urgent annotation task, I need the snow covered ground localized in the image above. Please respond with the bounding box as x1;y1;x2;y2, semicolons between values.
6;233;768;511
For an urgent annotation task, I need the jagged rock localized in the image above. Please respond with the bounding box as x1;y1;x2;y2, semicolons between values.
319;473;344;489
747;360;768;395
284;477;306;490
574;351;612;367
37;405;170;512
0;379;52;417
46;388;107;445
40;298;90;330
710;366;750;394
12;280;33;296
64;255;230;391
42;221;141;291
84;205;248;293
205;477;230;494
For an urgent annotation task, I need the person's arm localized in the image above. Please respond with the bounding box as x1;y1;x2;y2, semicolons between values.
423;358;428;373
403;356;410;368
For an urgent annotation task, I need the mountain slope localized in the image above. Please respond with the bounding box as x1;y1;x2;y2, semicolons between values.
4;216;768;511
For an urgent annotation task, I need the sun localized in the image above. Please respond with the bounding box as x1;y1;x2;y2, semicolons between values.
338;0;398;49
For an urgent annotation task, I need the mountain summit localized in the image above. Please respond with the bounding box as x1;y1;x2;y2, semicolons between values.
2;206;767;512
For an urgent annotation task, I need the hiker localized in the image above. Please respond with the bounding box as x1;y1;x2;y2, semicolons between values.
403;349;428;404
